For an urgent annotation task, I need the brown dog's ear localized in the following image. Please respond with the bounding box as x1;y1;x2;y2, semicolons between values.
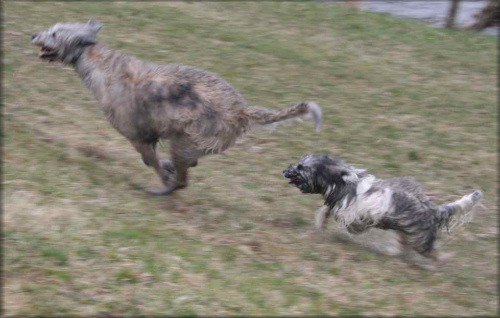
75;20;102;46
75;33;97;46
87;19;103;33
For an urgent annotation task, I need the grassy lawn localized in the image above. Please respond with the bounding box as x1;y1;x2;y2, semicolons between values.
4;2;497;316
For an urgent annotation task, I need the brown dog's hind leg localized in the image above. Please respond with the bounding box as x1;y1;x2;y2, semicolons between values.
170;134;208;193
131;141;178;196
169;136;202;191
135;135;202;196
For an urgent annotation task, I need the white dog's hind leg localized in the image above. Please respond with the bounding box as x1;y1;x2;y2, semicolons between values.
351;229;403;256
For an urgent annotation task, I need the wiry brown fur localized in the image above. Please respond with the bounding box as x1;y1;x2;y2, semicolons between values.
32;21;322;195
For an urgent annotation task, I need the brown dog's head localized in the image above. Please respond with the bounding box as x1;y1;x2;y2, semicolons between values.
31;19;102;64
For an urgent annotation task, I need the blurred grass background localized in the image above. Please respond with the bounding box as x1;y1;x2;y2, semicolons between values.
4;2;497;316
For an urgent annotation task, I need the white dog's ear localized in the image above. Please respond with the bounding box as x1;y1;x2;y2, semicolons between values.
354;168;366;175
341;171;359;183
87;19;103;33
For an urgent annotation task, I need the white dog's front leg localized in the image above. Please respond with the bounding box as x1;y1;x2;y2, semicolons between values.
314;205;331;231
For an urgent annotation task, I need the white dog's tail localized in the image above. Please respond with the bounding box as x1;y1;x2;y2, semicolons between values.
438;190;482;232
245;101;322;132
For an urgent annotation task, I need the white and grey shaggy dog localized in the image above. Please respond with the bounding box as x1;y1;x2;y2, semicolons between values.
283;155;482;263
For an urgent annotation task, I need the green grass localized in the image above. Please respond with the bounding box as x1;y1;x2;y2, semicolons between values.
40;247;69;266
45;269;71;283
114;268;139;284
4;1;497;316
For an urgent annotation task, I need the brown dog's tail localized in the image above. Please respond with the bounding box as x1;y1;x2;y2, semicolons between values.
244;102;322;132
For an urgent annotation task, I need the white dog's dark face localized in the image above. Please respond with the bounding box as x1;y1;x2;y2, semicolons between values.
283;154;353;194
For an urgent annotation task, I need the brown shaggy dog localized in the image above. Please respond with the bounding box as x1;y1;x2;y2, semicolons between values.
31;20;322;195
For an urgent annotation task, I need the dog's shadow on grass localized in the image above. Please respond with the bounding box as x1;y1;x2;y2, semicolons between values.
326;227;403;256
318;228;448;271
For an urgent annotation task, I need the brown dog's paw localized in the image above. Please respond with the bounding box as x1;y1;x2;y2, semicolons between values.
145;186;174;196
159;159;176;186
145;183;186;196
160;159;175;174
